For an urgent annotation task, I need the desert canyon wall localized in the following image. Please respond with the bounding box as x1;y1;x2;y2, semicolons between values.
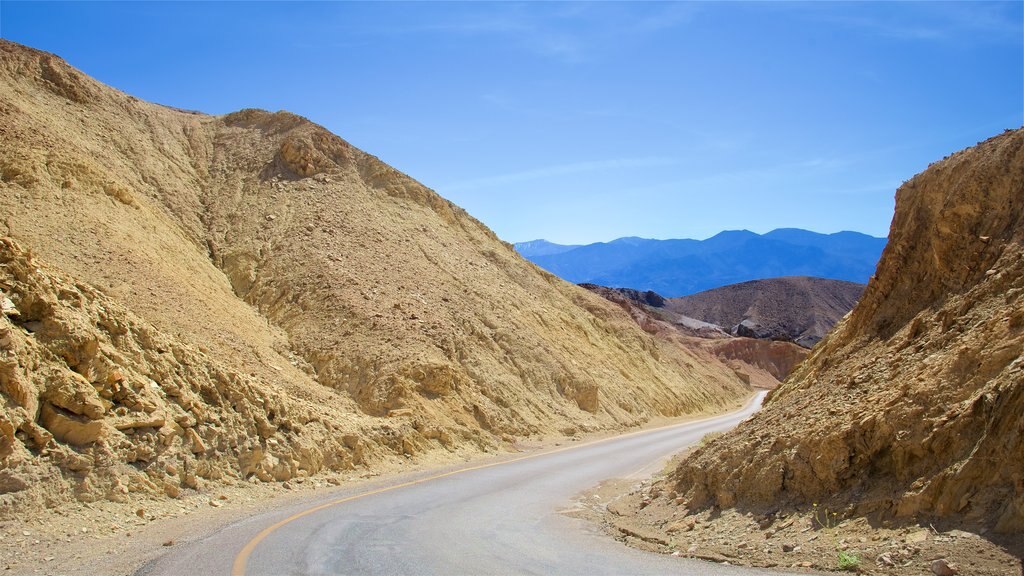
0;41;750;515
672;128;1024;533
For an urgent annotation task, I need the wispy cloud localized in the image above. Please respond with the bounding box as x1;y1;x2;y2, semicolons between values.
829;14;945;41
331;4;582;63
441;157;678;192
828;180;903;197
785;1;1022;43
796;157;851;170
627;3;702;34
340;3;699;65
613;155;860;199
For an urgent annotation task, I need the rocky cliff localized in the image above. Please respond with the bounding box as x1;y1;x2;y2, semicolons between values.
0;40;750;515
670;128;1024;534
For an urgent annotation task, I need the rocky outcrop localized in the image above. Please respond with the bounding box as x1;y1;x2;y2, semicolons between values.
578;285;667;309
670;128;1024;534
0;237;379;512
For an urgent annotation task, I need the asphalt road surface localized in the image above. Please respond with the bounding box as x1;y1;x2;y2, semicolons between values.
138;391;796;576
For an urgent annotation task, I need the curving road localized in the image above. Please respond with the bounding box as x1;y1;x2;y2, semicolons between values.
138;392;791;576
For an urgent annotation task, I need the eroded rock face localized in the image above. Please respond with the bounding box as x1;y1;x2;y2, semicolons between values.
671;129;1024;533
0;237;378;511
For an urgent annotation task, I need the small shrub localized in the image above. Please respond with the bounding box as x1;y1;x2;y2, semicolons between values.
837;550;860;571
814;504;861;572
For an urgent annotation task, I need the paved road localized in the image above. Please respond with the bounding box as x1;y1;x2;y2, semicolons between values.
139;391;793;576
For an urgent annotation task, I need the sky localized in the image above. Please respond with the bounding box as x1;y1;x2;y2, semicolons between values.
1;2;1021;245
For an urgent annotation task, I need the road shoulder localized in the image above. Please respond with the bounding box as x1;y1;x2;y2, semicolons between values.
569;452;1021;575
2;392;759;576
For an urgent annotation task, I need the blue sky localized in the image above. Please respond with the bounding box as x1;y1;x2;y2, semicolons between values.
2;2;1021;244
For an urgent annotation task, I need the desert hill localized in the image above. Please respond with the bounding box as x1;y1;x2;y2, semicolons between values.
515;229;885;297
670;128;1024;535
666;276;865;348
0;40;750;515
580;284;808;389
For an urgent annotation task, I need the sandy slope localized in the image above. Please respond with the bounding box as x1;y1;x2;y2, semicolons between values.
0;37;750;534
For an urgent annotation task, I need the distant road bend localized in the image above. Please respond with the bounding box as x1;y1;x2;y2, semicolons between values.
139;392;792;576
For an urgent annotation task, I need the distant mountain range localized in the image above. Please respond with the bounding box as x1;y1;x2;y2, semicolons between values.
512;239;581;257
515;228;887;297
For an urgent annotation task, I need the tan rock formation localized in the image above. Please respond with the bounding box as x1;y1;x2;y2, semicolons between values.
0;40;750;514
671;128;1024;533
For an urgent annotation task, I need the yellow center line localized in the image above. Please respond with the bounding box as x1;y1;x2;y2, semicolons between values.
231;394;759;575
